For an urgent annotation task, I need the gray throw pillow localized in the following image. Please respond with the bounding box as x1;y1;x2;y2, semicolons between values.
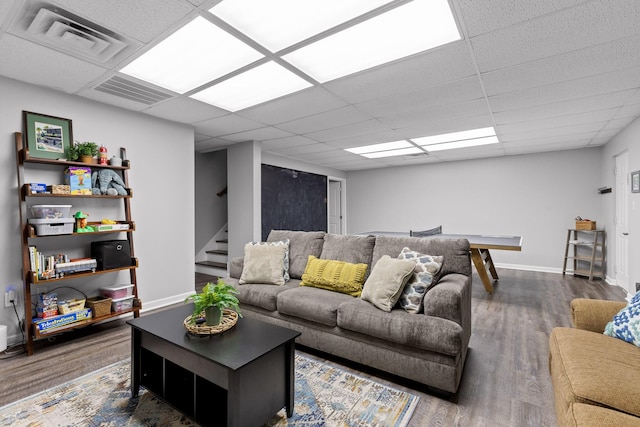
361;255;416;312
397;247;444;314
239;243;287;285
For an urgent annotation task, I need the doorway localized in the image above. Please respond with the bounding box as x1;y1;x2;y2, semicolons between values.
328;178;345;234
615;151;630;292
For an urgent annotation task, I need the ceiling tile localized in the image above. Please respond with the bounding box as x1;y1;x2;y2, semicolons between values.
221;126;293;143
487;66;640;111
499;122;607;141
144;96;228;123
276;106;373;134
493;91;636;124
268;142;335;157
261;135;318;151
482;34;640;96
498;108;620;134
503;140;591;155
355;76;485;117
499;131;599;145
324;130;408;149
324;41;476;104
193;114;265;137
0;34;109;93
471;0;640;72
304;119;391;143
399;115;496;141
238;87;348;125
377;99;490;129
54;0;197;43
457;0;587;36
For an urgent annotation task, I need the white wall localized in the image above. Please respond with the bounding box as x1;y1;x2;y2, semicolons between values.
0;77;195;344
346;148;604;271
194;150;227;254
227;141;261;259
601;117;640;294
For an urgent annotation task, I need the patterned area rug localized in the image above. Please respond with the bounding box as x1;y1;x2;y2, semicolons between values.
0;354;418;427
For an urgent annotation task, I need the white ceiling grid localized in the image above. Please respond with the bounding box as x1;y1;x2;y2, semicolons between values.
1;0;640;170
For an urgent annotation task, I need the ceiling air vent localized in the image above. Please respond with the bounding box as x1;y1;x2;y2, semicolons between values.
94;76;173;105
20;6;134;65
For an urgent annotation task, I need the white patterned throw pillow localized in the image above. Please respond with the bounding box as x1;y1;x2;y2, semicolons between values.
246;239;290;281
604;291;640;347
396;247;443;314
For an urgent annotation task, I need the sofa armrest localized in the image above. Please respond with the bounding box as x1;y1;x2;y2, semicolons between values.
423;273;471;329
230;256;244;279
571;298;626;332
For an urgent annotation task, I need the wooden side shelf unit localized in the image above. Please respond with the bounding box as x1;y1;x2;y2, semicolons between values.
14;131;140;355
562;229;606;281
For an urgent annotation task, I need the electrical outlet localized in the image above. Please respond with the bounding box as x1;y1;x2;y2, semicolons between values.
4;290;17;308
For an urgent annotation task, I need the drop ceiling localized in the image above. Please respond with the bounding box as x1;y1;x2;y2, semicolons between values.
1;0;639;171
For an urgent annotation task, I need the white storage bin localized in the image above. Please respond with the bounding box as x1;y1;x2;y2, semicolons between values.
111;295;134;313
99;284;134;299
29;205;72;219
28;218;74;236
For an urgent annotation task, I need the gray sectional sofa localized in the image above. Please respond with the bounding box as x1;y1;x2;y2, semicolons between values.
224;230;472;394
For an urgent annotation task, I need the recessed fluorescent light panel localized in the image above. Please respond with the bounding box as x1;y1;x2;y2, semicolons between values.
412;127;499;152
346;140;413;154
362;147;423;158
120;16;263;94
210;0;393;52
283;0;460;82
190;61;312;111
346;140;423;158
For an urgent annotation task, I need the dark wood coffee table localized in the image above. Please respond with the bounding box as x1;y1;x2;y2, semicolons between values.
127;304;300;427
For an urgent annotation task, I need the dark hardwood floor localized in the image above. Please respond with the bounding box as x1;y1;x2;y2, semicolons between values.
0;270;626;426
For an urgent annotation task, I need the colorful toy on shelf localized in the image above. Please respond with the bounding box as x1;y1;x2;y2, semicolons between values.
74;211;93;233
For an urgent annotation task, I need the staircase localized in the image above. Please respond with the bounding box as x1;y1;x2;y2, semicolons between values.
195;227;228;278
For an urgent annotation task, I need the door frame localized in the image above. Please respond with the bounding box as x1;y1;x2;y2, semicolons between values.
614;150;630;293
328;177;346;234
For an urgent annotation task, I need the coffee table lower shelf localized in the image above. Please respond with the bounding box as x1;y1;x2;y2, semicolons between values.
127;304;300;427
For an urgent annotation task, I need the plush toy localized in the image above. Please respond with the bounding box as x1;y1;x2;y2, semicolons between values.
92;169;127;196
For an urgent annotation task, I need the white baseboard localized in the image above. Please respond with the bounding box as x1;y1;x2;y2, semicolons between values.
494;263;563;274
140;291;194;313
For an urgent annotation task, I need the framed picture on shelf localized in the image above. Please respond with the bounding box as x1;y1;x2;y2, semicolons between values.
23;111;73;160
632;170;640;193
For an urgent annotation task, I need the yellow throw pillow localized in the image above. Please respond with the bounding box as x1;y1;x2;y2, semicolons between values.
301;256;368;297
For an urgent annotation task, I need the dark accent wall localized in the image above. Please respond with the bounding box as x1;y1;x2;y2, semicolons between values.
261;164;327;241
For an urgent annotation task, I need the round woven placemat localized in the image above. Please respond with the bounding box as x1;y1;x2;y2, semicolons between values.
183;309;238;335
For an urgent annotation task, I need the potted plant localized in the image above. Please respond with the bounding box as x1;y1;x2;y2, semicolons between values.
67;141;99;163
185;278;242;326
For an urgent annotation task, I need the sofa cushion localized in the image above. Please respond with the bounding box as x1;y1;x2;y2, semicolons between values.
549;327;640;419
604;290;640;347
268;230;325;279
320;233;376;268
570;403;640;427
371;236;471;277
239;243;287;285
397;247;444;314
277;286;354;327
337;299;462;356
300;256;368;297
361;255;416;312
228;278;300;311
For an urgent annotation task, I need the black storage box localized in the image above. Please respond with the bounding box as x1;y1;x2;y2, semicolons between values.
91;240;131;270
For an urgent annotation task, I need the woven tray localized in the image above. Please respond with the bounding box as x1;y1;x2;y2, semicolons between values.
183;309;238;335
